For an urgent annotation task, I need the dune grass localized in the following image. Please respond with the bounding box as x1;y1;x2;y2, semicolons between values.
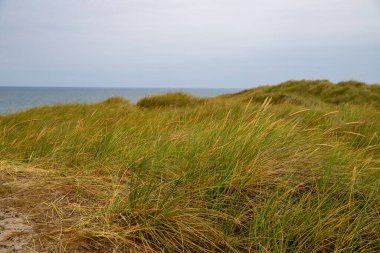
136;92;201;108
223;80;380;108
0;80;379;252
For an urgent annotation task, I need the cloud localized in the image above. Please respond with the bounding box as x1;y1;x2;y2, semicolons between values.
0;0;379;87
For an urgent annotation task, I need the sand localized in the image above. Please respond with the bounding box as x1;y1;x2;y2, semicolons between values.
0;208;33;253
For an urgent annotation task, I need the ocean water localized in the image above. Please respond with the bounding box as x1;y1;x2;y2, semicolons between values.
0;87;239;114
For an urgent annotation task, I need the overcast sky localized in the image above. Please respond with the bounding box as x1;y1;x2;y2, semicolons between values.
0;0;379;88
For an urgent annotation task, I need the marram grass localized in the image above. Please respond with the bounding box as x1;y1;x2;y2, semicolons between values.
136;92;201;108
0;80;379;252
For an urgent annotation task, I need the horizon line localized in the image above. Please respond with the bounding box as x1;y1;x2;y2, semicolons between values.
0;85;245;89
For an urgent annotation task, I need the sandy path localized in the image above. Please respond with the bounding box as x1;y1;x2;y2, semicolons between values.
0;207;33;253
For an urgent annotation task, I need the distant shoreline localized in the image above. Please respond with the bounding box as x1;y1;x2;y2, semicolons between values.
0;87;240;114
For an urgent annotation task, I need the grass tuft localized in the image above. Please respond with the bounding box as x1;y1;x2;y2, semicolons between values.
101;96;131;106
136;92;201;108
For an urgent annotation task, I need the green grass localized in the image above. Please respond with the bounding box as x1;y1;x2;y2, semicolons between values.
0;80;379;252
136;92;201;108
223;80;380;108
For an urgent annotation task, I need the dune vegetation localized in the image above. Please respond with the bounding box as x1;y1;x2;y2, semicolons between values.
0;80;379;252
136;92;201;108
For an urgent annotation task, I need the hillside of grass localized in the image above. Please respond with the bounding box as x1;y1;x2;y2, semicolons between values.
222;80;380;107
0;80;379;252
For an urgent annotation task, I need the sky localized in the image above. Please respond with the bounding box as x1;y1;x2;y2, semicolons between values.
0;0;379;88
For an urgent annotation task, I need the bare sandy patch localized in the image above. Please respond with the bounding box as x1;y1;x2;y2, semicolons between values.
0;207;33;253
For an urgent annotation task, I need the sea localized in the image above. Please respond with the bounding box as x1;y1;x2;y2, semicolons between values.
0;87;240;114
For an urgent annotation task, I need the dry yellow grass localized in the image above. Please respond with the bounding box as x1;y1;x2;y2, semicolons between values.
0;81;379;252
